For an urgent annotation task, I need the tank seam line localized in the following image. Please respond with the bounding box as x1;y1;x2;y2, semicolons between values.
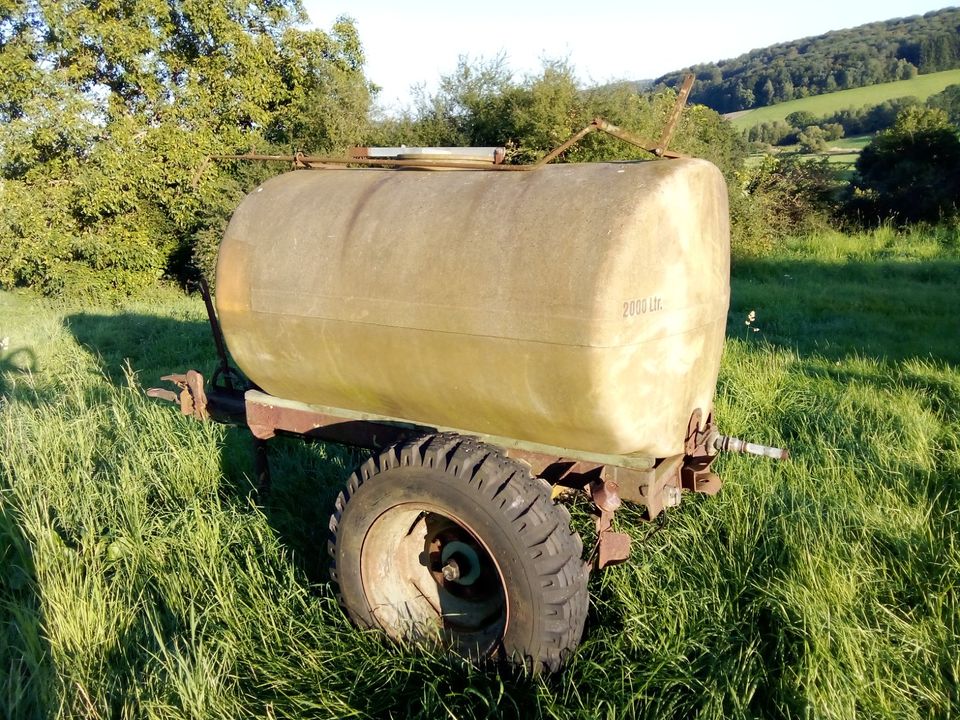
235;310;726;349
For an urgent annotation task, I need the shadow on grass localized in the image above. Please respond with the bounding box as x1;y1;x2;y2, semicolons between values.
0;344;42;406
66;311;357;586
63;312;541;712
0;502;55;715
729;256;960;365
65;312;216;388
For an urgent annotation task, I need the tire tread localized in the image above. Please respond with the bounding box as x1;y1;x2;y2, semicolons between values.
328;432;588;673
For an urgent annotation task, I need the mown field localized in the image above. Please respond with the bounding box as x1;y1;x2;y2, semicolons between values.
744;135;871;170
1;227;959;719
729;69;960;129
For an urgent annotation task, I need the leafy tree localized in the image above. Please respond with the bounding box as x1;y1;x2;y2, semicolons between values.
380;57;745;175
850;107;960;223
757;78;776;106
398;54;517;148
0;1;373;296
897;59;919;79
786;111;818;129
927;84;960;127
797;125;828;153
822;123;845;141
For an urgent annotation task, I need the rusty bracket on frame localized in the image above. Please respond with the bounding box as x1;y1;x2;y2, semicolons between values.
588;479;632;570
147;370;209;421
537;72;695;164
680;408;723;494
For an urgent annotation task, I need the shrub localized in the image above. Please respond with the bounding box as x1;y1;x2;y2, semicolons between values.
848;107;960;224
731;154;841;253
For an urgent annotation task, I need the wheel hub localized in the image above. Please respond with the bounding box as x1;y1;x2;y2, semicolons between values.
359;504;507;657
440;540;482;585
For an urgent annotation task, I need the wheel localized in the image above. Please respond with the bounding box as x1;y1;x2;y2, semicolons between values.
328;433;588;672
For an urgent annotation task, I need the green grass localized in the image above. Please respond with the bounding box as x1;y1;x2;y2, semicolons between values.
827;135;872;151
729;69;960;129
2;226;959;718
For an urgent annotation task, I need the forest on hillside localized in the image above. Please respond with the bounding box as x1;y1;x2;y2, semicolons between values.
656;7;960;113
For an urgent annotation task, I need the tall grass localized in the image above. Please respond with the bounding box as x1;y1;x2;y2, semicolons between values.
2;226;958;718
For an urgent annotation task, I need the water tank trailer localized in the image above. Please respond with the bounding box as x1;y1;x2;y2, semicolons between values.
149;106;788;673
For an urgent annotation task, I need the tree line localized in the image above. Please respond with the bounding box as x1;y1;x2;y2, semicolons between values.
656;7;960;113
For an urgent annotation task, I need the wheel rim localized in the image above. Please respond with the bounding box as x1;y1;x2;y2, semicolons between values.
358;502;508;658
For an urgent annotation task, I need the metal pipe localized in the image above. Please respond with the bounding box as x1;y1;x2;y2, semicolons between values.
349;146;506;164
713;434;789;460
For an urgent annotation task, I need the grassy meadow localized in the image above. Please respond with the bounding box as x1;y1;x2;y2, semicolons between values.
1;226;959;718
729;69;960;129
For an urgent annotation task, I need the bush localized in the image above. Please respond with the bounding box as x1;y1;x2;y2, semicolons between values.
848;107;960;224
797;126;827;153
731;154;841;253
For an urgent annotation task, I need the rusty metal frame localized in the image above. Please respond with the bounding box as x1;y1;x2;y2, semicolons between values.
149;369;721;570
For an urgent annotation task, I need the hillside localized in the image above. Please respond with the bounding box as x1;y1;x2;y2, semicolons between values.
728;68;960;129
656;7;960;113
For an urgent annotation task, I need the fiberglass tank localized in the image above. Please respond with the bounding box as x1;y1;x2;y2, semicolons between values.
215;158;730;459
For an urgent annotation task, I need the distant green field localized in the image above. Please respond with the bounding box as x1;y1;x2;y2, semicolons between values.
730;69;960;129
828;135;872;150
745;135;870;168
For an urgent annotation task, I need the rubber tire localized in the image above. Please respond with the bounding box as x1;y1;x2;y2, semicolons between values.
328;433;588;673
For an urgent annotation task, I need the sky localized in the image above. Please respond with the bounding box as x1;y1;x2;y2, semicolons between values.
302;1;954;113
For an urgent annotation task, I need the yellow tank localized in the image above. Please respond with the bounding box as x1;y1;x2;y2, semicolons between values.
216;159;730;458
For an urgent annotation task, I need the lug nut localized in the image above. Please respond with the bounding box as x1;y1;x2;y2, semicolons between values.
442;558;461;582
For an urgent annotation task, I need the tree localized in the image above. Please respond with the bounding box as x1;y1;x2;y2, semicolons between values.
850;107;960;223
897;59;919;80
786;111;818;129
822;123;844;141
757;78;776;106
928;84;960;127
797;125;827;153
380;57;745;175
0;1;373;296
